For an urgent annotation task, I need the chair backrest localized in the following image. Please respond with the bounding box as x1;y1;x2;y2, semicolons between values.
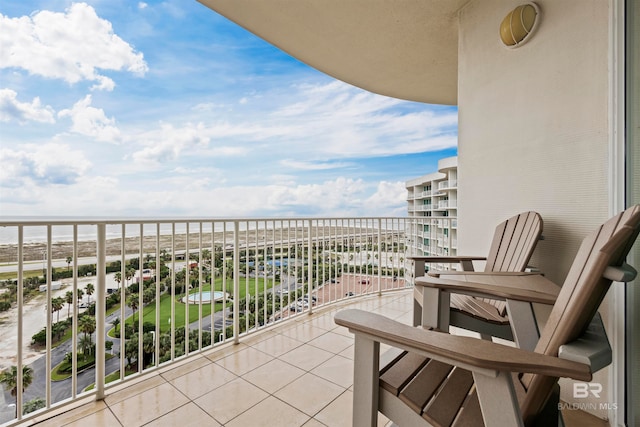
484;211;543;272
521;205;640;425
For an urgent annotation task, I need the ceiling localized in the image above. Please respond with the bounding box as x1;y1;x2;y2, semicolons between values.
197;0;469;105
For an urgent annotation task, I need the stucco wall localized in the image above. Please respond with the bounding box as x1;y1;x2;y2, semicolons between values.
457;0;611;419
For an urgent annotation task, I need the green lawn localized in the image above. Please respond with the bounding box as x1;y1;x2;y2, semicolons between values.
124;276;276;334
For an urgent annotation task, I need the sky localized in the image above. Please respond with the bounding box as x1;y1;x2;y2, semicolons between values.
0;1;458;219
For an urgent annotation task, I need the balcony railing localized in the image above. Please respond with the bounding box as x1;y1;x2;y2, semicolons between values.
0;217;408;424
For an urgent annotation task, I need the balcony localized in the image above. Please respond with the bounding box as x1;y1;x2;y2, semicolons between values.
0;217;408;426
0;217;610;427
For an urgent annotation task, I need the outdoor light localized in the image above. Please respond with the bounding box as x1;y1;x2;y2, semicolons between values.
500;3;540;48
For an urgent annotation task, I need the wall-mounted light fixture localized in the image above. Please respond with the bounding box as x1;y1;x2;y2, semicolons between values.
500;3;540;48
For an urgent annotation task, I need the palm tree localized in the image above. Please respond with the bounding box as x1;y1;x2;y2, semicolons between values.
66;256;72;271
51;297;64;323
125;267;135;285
84;284;94;305
112;317;120;335
114;272;122;290
78;335;94;358
77;289;84;305
78;315;96;344
127;294;139;323
65;291;74;318
142;332;155;367
0;365;34;418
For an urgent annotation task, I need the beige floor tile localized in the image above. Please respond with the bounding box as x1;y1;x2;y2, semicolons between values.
307;331;353;354
202;342;249;362
302;418;328;427
278;343;334;371
338;344;354;360
169;361;238;400
274;373;345;417
242;358;306;393
250;333;304;357
225;396;310;427
109;382;189;427
280;322;329;342
331;323;354;338
313;389;352;427
148;402;220;427
31;400;108;427
61;408;122;427
303;313;337;331
159;354;212;381
193;377;268;425
310;354;354;388
104;375;167;406
214;346;274;376
371;306;407;319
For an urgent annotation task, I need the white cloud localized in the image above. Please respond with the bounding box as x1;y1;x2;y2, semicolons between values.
279;159;353;171
365;181;409;216
0;3;148;91
0;88;55;123
58;95;121;143
0;143;91;188
128;81;456;165
138;2;148;10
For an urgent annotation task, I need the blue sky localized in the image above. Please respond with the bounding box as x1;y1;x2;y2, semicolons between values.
0;1;457;218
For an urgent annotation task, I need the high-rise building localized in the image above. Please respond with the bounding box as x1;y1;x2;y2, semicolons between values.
405;156;457;276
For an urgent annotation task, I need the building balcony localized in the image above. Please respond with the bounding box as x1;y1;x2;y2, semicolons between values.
0;217;409;426
14;290;413;426
0;217;606;427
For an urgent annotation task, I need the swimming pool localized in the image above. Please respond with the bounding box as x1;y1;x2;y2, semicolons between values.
183;291;226;304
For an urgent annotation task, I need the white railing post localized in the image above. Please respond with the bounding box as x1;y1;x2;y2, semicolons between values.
377;219;382;296
233;221;240;344
96;223;106;400
308;220;313;315
17;227;23;421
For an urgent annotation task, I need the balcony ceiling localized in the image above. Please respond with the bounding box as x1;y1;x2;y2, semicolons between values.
197;0;468;105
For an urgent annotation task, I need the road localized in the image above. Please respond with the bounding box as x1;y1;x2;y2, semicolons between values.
0;312;123;424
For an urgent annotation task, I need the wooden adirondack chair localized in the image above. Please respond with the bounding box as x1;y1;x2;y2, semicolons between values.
411;211;543;341
335;205;639;427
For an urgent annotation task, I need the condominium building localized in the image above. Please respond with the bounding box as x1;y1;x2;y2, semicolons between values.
405;156;457;275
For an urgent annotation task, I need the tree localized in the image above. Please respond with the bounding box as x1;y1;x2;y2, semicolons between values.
78;315;95;342
23;397;45;414
114;272;122;290
51;297;64;323
78;335;94;358
85;283;94;305
142;332;155;367
0;365;34;418
66;256;72;271
125;267;135;285
124;333;139;367
65;291;74;318
112;317;120;335
77;289;84;305
127;294;139;323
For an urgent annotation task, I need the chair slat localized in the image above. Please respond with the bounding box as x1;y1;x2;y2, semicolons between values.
423;367;474;426
380;351;429;395
452;391;484;427
450;294;507;324
399;359;453;414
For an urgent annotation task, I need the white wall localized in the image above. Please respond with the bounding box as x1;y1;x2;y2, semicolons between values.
457;0;611;419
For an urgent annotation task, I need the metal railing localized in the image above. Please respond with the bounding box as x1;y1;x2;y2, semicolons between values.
0;217;408;424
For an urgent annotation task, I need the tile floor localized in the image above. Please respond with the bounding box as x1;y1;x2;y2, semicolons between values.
18;290;608;427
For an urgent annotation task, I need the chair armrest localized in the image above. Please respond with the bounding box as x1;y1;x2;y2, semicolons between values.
408;256;486;263
335;309;591;381
414;274;560;305
559;313;611;373
427;271;539;278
